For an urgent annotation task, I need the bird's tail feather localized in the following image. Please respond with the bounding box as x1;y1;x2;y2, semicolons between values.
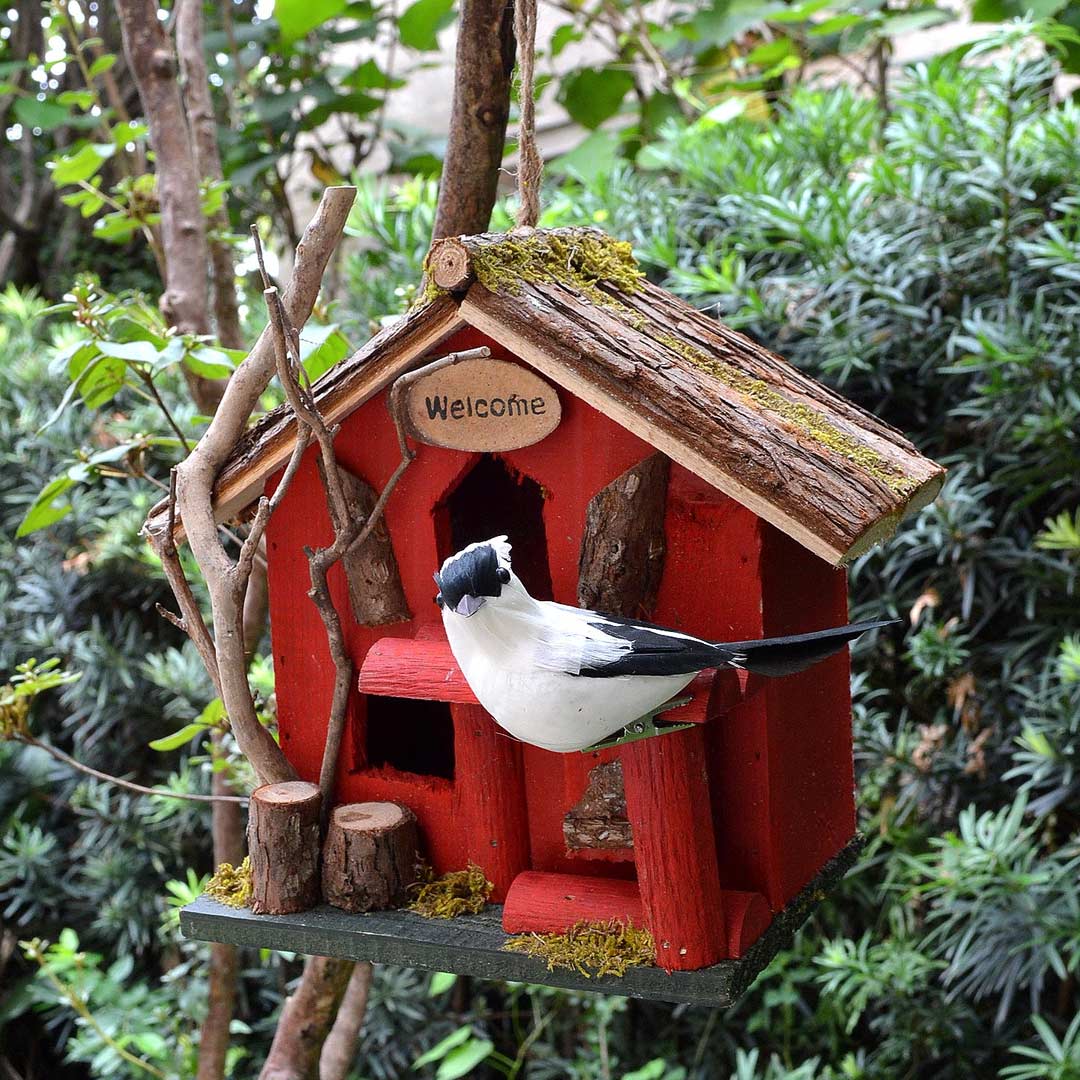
719;618;898;677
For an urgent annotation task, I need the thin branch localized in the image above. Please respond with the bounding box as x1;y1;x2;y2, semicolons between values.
15;734;247;804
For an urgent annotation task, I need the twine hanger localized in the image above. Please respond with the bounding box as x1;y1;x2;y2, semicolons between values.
514;0;542;229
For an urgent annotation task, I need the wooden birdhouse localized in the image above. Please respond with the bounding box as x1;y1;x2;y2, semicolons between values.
177;228;944;1002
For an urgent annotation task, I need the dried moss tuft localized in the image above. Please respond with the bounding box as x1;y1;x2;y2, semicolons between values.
0;688;29;740
407;863;493;919
504;919;656;978
651;330;920;498
205;856;253;909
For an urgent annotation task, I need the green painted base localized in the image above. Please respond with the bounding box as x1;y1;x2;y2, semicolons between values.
180;835;863;1006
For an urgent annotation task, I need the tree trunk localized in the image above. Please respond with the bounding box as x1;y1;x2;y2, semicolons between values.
321;803;418;913
432;0;516;239
318;963;373;1080
248;782;323;914
115;0;223;413
175;0;243;350
259;957;354;1080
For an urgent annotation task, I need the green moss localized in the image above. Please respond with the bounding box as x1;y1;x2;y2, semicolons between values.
407;863;493;919
504;919;655;979
651;329;919;498
424;230;644;308
205;857;253;909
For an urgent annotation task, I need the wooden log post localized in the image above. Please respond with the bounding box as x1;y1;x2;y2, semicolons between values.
621;729;728;971
321;802;419;913
578;452;670;616
316;462;410;626
451;702;530;901
248;781;322;915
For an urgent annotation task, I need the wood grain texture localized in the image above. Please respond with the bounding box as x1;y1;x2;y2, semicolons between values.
248;782;322;915
621;727;728;971
320;464;410;627
502;872;644;933
460;277;943;565
563;761;633;853
357;637;479;704
578;453;669;616
321;802;419;913
181;835;864;1006
451;702;530;903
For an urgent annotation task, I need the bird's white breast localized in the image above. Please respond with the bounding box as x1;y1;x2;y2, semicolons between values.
442;604;695;752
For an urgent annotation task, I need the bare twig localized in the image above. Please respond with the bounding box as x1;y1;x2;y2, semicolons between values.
156;186;356;788
16;734;247;804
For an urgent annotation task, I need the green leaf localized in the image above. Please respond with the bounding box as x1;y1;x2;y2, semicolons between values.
553;128;622;182
15;475;76;537
550;24;583;56
428;970;457;996
185;346;237;380
93;212;142;242
558;67;634;129
398;0;455;50
96;339;160;363
51;143;116;185
436;1039;494;1080
275;0;348;42
343;58;403;90
691;0;785;46
412;1026;472;1069
299;323;351;380
13;97;71;131
131;1032;168;1058
56;89;95;109
301;91;380;130
149;722;210;752
69;348;126;409
879;9;951;34
88;54;117;78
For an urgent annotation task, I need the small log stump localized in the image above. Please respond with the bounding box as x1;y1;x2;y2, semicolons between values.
248;781;322;915
321;802;419;913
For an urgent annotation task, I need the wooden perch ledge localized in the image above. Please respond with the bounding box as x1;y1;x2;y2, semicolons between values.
144;227;944;566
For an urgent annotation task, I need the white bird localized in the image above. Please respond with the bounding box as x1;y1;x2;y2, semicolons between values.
436;536;895;753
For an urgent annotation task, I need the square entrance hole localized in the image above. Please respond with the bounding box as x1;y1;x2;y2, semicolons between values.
365;696;455;780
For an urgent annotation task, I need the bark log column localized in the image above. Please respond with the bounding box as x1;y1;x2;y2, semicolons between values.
248;781;322;915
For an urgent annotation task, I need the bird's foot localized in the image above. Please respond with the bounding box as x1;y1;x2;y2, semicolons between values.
580;697;695;752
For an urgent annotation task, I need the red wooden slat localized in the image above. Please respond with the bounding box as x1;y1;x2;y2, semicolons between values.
503;871;645;933
358;637;479;704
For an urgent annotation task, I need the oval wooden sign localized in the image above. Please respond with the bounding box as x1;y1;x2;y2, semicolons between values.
404;357;561;452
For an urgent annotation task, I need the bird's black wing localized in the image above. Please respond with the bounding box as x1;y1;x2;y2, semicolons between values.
574;613;728;678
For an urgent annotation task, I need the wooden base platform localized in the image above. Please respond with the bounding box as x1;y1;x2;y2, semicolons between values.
181;835;862;1006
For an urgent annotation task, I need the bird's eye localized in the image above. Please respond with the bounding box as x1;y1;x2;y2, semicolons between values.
435;594;444;609
497;567;510;584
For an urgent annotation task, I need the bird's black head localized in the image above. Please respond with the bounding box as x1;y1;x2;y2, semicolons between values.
434;537;512;617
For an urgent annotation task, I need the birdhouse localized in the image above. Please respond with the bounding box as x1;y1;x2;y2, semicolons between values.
177;228;944;1002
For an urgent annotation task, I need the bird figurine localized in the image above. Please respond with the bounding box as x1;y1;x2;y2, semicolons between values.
436;536;896;753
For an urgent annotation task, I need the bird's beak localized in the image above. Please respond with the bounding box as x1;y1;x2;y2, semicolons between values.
454;594;485;618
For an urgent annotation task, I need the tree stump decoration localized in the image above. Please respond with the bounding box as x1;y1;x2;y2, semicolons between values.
248;781;322;915
578;452;670;616
316;462;411;627
564;761;633;852
321;802;419;913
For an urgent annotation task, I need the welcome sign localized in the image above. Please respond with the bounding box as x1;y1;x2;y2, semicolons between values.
403;356;561;451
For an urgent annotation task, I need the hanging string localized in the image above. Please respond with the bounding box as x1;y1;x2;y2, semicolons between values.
514;0;542;229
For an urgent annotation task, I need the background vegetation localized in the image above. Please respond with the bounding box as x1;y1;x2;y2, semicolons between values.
2;3;1080;1079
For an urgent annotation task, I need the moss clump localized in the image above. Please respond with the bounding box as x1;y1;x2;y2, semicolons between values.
464;231;644;307
0;687;29;741
205;857;253;909
651;329;919;498
504;919;655;979
407;863;493;919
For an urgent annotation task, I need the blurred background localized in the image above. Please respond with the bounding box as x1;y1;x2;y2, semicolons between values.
1;2;1079;1078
